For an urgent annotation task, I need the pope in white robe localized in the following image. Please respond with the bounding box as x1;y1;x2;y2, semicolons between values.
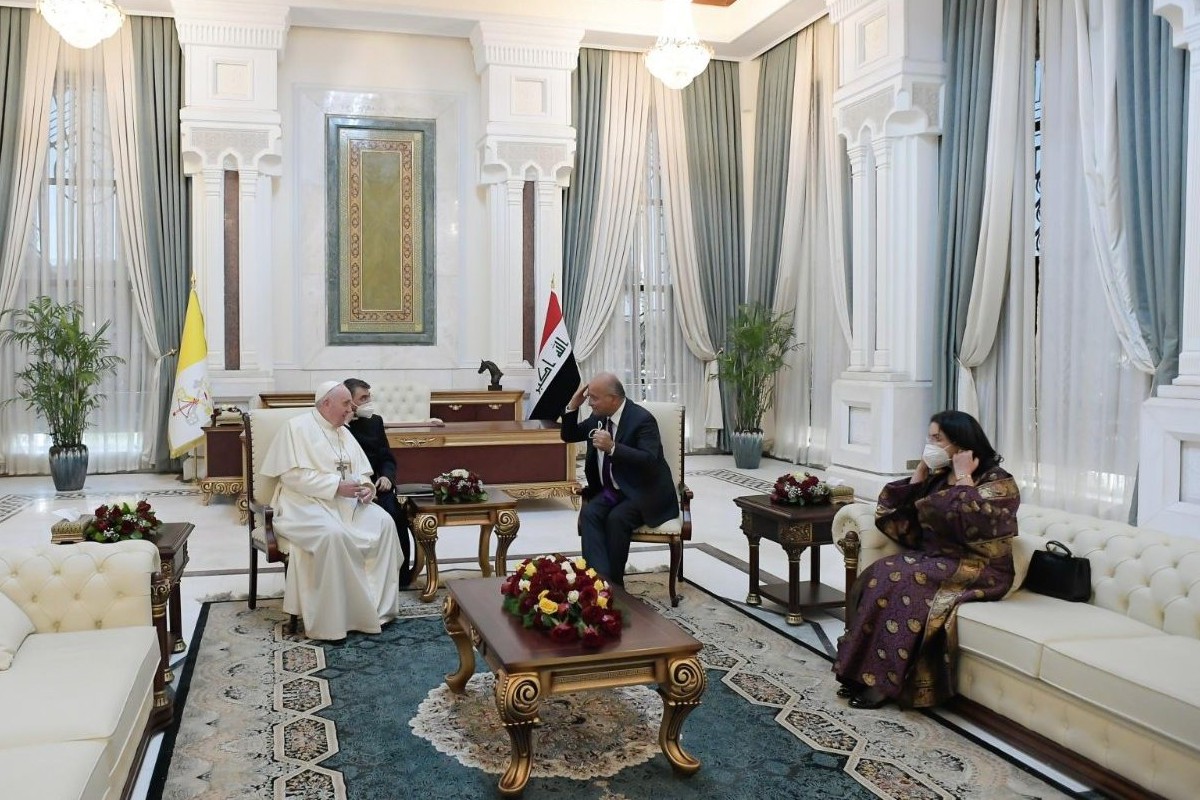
260;381;401;640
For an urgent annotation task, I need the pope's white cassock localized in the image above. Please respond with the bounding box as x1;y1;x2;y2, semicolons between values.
260;410;401;640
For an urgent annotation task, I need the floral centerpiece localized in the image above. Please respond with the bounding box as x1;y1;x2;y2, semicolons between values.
500;554;623;647
84;499;161;543
770;471;832;506
432;468;487;503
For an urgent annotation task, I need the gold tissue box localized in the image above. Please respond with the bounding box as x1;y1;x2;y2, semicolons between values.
50;514;94;545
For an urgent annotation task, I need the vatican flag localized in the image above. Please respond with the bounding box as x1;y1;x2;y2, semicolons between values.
168;289;214;458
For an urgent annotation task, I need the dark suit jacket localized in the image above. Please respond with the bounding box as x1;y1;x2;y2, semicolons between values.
346;414;396;483
560;401;679;528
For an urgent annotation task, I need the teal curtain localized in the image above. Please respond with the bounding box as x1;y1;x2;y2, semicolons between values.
562;48;609;335
682;60;745;439
746;36;797;309
932;0;998;410
131;16;190;469
1118;0;1187;391
0;7;30;273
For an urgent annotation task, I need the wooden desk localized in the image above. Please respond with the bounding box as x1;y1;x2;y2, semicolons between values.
444;577;705;797
407;490;520;603
733;495;855;625
387;420;580;504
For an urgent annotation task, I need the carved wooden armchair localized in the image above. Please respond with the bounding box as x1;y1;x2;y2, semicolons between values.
242;408;309;625
630;402;693;607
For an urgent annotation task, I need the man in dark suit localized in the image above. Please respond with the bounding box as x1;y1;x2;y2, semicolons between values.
344;378;412;585
560;372;678;586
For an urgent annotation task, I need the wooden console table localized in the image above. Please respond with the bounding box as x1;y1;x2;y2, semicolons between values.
431;390;523;422
199;425;247;523
387;420;580;505
734;495;855;625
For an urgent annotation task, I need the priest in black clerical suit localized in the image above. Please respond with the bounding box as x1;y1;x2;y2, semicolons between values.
560;372;678;585
344;378;412;584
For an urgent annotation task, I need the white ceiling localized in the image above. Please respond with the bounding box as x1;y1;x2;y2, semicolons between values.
56;0;830;60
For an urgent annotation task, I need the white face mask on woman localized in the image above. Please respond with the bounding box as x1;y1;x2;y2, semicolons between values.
354;402;377;420
922;443;951;472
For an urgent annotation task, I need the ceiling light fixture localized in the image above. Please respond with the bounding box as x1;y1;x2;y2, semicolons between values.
37;0;126;50
644;0;714;90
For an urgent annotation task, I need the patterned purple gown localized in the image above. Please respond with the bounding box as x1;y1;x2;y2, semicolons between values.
834;466;1019;708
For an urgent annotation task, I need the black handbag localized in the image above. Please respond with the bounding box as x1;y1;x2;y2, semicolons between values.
1023;540;1092;602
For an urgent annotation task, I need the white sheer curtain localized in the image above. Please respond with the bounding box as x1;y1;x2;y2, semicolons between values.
653;79;721;449
1033;0;1149;518
768;19;849;466
573;53;653;362
956;0;1036;418
582;113;707;450
1;25;152;474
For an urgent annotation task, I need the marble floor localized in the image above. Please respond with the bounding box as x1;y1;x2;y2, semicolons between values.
0;456;1093;798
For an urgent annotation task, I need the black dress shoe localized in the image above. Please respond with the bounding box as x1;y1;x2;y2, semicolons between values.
848;691;891;710
836;685;855;699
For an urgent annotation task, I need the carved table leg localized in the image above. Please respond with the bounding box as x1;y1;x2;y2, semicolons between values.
658;656;705;775
493;508;520;578
414;512;440;603
785;544;804;625
442;594;475;693
477;523;494;578
236;491;249;525
495;671;541;797
744;526;762;606
148;571;175;731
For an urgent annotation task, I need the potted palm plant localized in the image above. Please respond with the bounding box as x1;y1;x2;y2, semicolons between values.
0;296;123;490
714;303;800;469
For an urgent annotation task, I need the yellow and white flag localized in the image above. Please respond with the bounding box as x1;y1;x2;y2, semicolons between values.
168;289;214;457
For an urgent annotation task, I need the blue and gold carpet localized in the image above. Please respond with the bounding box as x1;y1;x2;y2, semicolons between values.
150;575;1071;800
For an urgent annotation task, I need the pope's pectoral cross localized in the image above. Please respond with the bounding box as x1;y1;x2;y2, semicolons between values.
335;459;350;480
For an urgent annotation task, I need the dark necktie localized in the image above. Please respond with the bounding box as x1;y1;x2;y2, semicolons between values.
601;418;614;489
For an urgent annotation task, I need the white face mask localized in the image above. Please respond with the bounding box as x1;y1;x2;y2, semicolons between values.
354;402;376;420
922;443;951;472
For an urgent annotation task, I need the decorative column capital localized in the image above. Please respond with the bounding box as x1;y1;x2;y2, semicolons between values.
469;21;584;75
171;0;290;51
182;125;282;175
479;138;575;186
1154;1;1200;51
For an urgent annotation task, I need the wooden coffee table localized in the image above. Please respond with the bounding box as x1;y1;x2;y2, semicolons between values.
407;490;520;603
443;577;706;797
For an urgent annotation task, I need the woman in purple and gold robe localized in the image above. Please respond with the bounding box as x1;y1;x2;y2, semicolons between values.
834;410;1019;709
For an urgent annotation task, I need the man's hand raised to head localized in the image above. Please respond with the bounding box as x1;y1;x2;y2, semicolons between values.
568;381;588;412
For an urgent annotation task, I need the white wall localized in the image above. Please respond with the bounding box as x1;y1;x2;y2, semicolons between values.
271;26;494;392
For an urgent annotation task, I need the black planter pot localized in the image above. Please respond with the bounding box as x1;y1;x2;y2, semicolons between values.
48;444;89;491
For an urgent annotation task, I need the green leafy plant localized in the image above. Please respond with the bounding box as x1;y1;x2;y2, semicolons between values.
714;303;801;433
0;296;124;447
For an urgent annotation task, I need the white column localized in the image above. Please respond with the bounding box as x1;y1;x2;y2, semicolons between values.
471;21;582;377
175;0;287;401
826;0;944;497
1139;2;1200;535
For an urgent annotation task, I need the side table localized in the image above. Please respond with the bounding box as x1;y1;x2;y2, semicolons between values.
199;424;248;523
405;490;520;603
152;522;194;664
733;495;856;625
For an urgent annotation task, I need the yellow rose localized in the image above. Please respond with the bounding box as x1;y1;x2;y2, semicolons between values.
523;562;537;577
597;594;609;609
586;568;597;578
573;557;588;571
538;596;559;614
593;579;605;592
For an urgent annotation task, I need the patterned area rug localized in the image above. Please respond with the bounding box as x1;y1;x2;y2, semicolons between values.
152;575;1071;800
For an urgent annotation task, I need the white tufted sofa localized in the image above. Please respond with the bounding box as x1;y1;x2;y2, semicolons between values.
0;540;166;800
370;383;432;422
833;501;1200;799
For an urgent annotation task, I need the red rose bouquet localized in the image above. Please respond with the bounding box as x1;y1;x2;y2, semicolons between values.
84;499;161;543
770;471;832;506
500;554;622;647
432;468;487;503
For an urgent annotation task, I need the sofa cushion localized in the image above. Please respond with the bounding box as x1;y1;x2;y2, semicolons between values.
0;741;109;800
1039;635;1200;749
957;591;1164;676
0;626;159;771
0;590;35;670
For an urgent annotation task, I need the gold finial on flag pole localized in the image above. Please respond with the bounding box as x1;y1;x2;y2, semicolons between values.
551;275;558;291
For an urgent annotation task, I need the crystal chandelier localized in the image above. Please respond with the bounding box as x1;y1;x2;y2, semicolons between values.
37;0;126;50
644;0;714;90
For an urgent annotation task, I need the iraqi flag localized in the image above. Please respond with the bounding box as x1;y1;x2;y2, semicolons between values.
528;291;581;421
168;288;214;457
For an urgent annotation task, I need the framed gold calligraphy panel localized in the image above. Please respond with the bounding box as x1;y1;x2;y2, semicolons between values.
326;115;436;344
